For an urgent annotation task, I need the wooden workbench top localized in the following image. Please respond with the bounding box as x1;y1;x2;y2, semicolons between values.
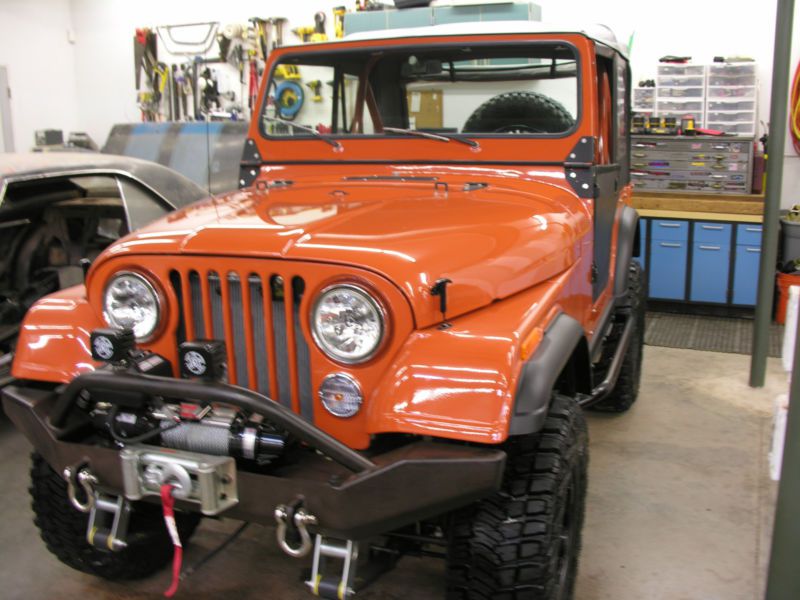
631;191;764;223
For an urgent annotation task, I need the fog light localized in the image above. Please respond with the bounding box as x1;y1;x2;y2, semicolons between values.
90;328;134;363
179;340;227;380
318;373;363;418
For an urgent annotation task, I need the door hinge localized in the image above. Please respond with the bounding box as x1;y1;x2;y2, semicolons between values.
591;262;599;283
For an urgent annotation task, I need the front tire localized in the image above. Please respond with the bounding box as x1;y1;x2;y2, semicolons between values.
446;394;588;600
30;452;201;580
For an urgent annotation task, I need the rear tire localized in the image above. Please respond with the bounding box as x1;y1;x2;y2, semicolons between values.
30;452;201;580
446;394;588;599
591;261;646;413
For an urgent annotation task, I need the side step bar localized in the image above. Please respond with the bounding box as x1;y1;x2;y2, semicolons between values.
578;310;636;408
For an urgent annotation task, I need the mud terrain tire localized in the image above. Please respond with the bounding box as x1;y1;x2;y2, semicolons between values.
591;261;646;413
463;91;575;134
446;394;588;600
30;452;201;580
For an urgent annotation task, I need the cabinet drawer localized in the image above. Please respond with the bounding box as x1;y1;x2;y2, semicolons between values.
733;245;761;305
694;222;732;244
690;243;730;303
649;240;687;300
651;219;689;241
736;224;762;246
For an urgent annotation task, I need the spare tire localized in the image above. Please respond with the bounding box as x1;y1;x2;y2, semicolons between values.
463;91;575;134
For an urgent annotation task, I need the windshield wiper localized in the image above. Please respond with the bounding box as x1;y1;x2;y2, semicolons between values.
383;127;480;150
263;116;343;150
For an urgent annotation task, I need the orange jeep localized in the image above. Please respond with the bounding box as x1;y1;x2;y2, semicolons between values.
3;22;644;600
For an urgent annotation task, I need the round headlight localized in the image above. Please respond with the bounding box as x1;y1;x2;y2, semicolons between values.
103;272;161;340
312;284;384;364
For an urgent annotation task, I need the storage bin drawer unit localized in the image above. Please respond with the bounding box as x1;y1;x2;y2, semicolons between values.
631;135;753;194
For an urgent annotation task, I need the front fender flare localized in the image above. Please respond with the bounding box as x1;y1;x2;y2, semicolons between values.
508;313;588;436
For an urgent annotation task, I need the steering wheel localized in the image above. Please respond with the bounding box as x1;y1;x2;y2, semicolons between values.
493;124;546;134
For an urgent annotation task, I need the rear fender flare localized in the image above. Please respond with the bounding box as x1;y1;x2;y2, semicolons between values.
614;206;640;299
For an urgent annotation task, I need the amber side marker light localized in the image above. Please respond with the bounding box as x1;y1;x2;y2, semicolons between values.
521;327;544;361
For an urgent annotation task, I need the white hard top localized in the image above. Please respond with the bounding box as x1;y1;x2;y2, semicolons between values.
340;20;628;57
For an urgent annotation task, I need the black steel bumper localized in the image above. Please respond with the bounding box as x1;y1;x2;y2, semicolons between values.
2;371;506;539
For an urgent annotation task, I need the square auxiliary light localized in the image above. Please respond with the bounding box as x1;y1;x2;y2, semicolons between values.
90;328;135;363
179;340;227;380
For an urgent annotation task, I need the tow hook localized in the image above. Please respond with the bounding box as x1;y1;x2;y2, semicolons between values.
275;499;318;558
63;464;98;513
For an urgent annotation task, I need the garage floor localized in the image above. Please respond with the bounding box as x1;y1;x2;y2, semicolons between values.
0;345;785;599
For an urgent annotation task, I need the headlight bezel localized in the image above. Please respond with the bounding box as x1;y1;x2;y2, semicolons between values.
310;282;387;365
102;270;163;342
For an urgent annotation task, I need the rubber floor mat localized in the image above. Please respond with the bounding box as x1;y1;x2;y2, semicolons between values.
644;312;784;358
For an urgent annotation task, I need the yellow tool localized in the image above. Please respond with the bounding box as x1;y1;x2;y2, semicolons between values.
274;64;301;80
333;6;346;39
306;80;322;101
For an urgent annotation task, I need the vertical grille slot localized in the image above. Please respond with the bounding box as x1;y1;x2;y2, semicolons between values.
226;272;249;387
169;270;186;346
271;275;292;409
292;277;313;421
248;275;272;396
173;265;313;420
189;271;206;339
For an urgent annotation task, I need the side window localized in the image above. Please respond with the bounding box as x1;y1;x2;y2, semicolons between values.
596;56;614;164
615;57;630;182
118;178;171;231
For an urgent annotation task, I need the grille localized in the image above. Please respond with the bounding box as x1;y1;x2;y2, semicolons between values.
170;268;314;421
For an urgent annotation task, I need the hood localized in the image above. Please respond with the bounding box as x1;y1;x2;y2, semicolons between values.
101;174;590;327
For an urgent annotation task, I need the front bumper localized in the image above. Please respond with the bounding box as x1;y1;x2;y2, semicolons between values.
2;371;505;539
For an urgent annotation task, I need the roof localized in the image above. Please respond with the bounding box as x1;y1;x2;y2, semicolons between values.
0;152;208;209
340;20;628;57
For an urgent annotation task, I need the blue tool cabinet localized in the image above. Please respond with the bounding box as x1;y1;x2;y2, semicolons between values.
637;217;761;307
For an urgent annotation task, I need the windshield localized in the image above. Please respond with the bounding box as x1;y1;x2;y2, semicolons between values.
261;42;579;141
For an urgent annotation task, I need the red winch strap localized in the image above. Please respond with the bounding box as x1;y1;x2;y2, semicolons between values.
160;484;183;598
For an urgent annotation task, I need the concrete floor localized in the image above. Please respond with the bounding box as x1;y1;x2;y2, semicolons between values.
0;345;785;599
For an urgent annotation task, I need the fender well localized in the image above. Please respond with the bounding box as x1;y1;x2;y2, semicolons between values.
614;205;640;299
508;313;591;436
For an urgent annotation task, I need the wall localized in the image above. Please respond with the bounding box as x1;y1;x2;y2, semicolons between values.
0;0;79;152
2;0;799;204
68;0;352;147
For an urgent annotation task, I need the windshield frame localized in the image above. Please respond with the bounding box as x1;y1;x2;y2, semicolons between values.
258;39;583;144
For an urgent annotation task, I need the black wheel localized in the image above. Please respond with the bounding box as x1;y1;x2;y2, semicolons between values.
30;452;201;580
446;394;588;600
462;92;575;134
591;261;646;413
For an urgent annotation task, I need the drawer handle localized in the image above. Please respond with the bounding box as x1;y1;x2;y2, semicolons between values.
658;222;682;228
745;247;761;253
660;242;683;248
745;227;762;232
699;245;721;251
701;225;724;230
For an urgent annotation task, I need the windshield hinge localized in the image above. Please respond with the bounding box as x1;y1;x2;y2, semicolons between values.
563;136;596;199
239;138;263;189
